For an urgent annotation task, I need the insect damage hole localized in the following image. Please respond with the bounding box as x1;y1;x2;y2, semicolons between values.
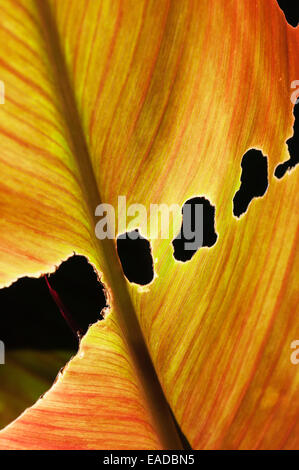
0;255;107;348
0;254;107;430
117;230;154;285
276;1;299;27
275;100;299;179
172;197;218;262
233;149;268;218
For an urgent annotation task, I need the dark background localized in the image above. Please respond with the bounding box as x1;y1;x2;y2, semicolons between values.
277;1;299;27
0;255;107;351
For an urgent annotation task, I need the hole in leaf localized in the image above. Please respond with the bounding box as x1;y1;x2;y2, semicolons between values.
172;197;218;262
233;149;268;218
0;255;107;429
276;1;299;27
0;255;107;349
117;230;154;285
275;100;299;179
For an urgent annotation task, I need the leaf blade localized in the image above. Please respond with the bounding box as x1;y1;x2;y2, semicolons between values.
0;0;298;450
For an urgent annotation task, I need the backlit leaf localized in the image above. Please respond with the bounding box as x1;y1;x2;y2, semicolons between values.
0;0;298;450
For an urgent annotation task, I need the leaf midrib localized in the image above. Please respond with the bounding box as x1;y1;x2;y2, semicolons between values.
35;0;183;450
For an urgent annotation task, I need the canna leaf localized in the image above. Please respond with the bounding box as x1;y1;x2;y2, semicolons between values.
0;0;298;449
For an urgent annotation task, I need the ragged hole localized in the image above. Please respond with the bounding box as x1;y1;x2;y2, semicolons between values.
0;255;107;429
172;197;218;262
276;1;299;27
275;100;299;179
233;149;268;218
117;230;154;285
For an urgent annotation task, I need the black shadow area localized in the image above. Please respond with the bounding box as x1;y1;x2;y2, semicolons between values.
172;197;218;262
276;1;299;27
0;255;107;350
233;149;268;218
117;230;154;285
275;101;299;179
